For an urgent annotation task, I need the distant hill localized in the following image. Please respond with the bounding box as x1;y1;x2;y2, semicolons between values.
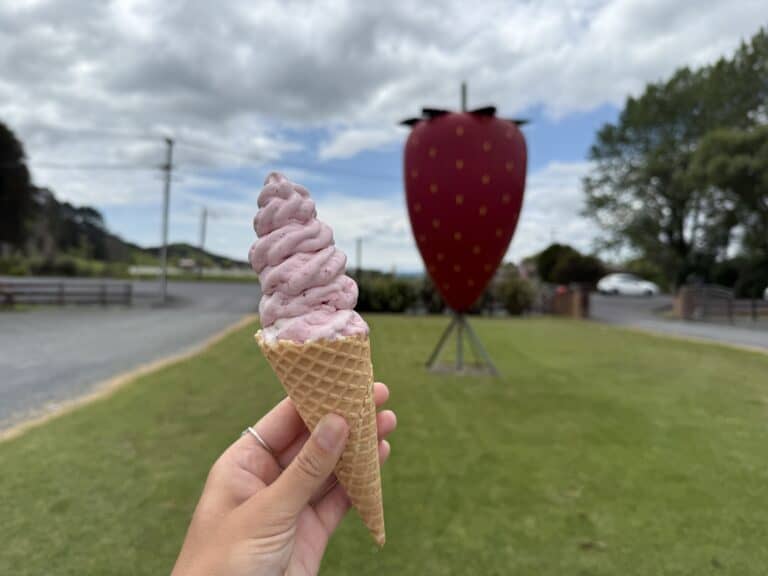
139;243;248;269
3;186;248;277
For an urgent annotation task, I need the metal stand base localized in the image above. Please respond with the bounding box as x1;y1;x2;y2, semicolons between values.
426;313;499;376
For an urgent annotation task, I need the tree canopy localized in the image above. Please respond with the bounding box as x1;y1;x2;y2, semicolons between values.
0;121;32;249
584;28;768;287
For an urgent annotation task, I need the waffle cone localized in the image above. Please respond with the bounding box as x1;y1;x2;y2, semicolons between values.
255;332;385;546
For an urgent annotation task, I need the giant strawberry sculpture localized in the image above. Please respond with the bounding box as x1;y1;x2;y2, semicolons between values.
402;106;527;312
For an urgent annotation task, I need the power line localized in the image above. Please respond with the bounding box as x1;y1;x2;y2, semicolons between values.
1;132;402;182
35;162;158;171
0;160;157;171
22;125;161;142
174;139;401;182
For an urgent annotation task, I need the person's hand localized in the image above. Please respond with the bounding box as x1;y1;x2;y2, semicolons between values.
172;382;396;576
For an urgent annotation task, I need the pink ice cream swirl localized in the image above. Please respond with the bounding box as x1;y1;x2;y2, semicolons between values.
250;172;369;344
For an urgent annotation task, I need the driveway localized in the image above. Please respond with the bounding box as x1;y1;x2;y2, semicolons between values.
591;293;768;352
0;278;260;431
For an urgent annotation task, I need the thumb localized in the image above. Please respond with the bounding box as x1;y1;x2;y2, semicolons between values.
267;413;349;518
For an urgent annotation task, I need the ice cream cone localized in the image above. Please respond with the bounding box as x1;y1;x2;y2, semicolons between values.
256;332;385;547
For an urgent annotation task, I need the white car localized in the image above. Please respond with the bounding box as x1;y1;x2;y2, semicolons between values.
597;273;660;296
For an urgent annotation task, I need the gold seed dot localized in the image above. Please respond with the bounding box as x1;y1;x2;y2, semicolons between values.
472;245;481;255
413;137;420;146
483;141;492;152
443;283;451;291
430;183;438;194
413;202;421;213
456;126;464;136
428;147;437;158
453;264;462;273
495;228;503;237
455;194;464;205
432;218;440;229
411;169;419;179
484;263;492;272
506;130;514;140
481;174;490;185
467;279;475;287
502;193;511;204
418;234;426;242
453;232;462;241
437;252;445;261
505;161;514;172
455;159;464;170
479;205;488;216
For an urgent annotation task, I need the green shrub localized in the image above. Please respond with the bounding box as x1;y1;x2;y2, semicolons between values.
495;267;535;316
420;277;446;314
356;273;418;313
0;256;29;276
30;256;79;276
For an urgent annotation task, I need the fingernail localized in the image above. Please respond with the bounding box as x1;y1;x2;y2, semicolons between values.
315;414;348;452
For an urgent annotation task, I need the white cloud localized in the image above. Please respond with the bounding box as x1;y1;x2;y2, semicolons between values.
318;127;403;161
315;192;419;272
507;161;595;260
0;0;764;264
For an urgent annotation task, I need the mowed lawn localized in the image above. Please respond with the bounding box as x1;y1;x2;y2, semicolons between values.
2;316;768;575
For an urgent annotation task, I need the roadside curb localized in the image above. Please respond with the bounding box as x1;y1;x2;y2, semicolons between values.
0;314;258;443
621;324;768;357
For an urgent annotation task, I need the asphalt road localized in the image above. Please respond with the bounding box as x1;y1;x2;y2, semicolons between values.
0;279;260;431
591;293;768;352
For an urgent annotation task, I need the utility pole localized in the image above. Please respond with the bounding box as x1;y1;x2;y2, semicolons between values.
198;206;208;278
461;81;467;112
355;237;362;276
199;207;208;251
160;137;174;304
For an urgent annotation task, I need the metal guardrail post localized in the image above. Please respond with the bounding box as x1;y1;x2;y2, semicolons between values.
58;282;65;305
100;283;107;306
125;283;133;306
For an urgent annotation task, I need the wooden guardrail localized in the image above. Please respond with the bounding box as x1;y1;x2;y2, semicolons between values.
0;281;133;307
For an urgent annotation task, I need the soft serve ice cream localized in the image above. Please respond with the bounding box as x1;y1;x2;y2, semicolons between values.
250;172;369;344
250;172;385;545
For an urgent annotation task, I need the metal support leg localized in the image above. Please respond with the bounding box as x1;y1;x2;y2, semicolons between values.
426;315;457;369
426;312;499;377
463;317;499;377
456;314;464;371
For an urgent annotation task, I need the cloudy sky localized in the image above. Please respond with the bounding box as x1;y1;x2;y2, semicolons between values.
1;0;765;272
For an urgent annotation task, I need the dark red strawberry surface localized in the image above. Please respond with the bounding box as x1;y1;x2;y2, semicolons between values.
403;110;527;311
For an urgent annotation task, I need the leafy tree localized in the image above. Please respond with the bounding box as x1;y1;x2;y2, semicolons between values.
623;257;668;291
0;121;32;249
584;28;768;287
551;252;605;286
690;125;768;261
534;243;605;286
536;243;579;282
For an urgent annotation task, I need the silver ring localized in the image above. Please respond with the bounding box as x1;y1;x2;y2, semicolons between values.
242;426;274;455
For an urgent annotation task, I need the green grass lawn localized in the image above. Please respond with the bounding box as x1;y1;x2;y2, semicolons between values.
2;316;768;575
